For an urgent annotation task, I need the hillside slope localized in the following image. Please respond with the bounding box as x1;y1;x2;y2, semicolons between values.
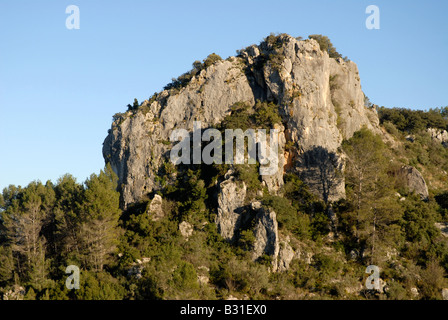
1;34;448;300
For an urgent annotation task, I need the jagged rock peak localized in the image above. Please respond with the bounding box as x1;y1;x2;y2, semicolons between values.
103;33;381;208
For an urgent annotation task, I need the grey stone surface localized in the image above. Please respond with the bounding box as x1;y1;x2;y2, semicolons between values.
148;194;163;221
103;34;381;208
251;205;280;271
179;221;194;240
398;165;429;200
442;288;448;300
428;128;448;147
215;174;247;241
277;237;295;272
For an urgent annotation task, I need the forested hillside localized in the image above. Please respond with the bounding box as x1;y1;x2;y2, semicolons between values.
1;34;448;300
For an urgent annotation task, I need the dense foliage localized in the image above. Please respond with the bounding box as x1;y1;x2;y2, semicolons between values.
378;106;448;133
308;34;348;61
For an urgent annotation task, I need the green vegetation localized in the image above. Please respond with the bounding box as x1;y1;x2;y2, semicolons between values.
341;127;403;265
3;38;448;300
378;106;448;189
164;53;223;92
308;34;348;61
378;106;448;133
3;29;448;300
220;100;282;132
4;102;448;300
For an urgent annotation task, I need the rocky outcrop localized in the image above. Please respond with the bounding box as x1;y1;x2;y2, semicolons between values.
435;222;448;237
277;237;295;272
240;37;380;202
442;288;448;300
260;123;286;194
398;165;429;200
179;221;193;240
215;172;247;241
197;266;210;285
127;257;151;279
428;128;448;147
103;58;256;208
103;34;381;208
2;285;25;300
251;202;280;271
148;194;164;221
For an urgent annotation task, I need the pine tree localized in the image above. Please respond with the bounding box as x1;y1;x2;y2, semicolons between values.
133;98;139;110
342;127;402;264
0;193;4;209
0;246;14;283
78;164;121;271
54;174;83;262
1;181;54;289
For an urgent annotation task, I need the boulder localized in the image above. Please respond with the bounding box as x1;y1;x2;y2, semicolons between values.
127;258;151;279
277;237;295;272
398;165;429;201
148;194;164;221
442;288;448;300
179;221;194;240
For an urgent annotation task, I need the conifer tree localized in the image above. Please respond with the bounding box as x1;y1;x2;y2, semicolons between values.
54;174;83;263
1;181;54;289
78;164;121;271
342;127;402;264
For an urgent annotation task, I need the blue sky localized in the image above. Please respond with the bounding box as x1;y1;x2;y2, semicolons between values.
0;0;447;190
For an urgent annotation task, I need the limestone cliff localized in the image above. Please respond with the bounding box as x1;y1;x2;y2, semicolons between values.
103;34;380;209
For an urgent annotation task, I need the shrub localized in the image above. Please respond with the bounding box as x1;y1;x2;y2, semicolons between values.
262;195;310;238
253;101;282;128
329;74;339;91
383;121;400;136
308;34;343;59
74;271;126;300
235;164;261;195
203;53;222;69
172;261;200;292
378;107;448;133
238;229;256;251
164;53;223;92
419;260;446;300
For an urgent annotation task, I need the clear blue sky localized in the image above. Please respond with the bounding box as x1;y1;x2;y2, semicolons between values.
1;0;447;190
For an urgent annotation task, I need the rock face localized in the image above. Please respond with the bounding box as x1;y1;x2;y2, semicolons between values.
260;123;286;194
251;202;280;270
215;173;247;241
249;202;297;272
241;38;380;202
398;165;429;200
103;34;381;208
277;237;295;272
103;59;256;208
